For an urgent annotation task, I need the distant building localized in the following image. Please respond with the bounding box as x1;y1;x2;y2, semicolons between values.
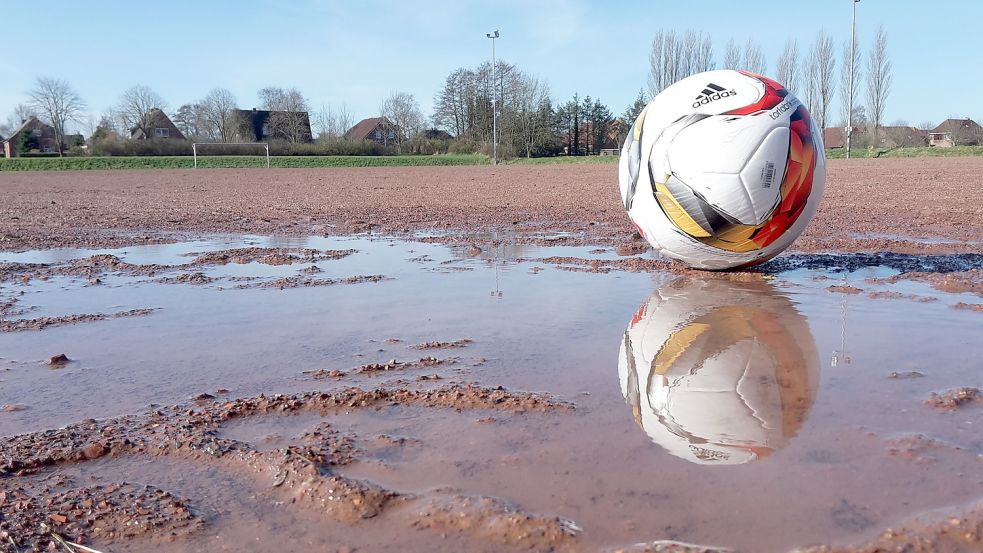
824;126;926;149
928;118;982;147
422;128;453;140
562;121;622;155
876;126;928;148
234;108;313;143
129;108;186;140
345;117;400;146
823;127;866;149
2;116;83;157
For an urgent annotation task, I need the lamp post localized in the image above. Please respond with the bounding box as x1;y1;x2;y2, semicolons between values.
486;30;500;165
846;0;860;159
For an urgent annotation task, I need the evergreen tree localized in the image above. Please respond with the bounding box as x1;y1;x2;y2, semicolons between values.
622;89;648;125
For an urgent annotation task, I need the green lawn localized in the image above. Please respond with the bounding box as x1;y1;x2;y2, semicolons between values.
0;154;489;171
824;145;983;159
3;146;982;171
506;155;621;165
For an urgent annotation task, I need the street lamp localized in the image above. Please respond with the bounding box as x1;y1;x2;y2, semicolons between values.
486;30;500;165
846;0;860;159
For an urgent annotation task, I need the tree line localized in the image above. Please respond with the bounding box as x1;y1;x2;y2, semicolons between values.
647;26;894;134
10;24;961;158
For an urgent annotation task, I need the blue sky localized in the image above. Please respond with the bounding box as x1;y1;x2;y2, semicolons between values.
2;0;981;134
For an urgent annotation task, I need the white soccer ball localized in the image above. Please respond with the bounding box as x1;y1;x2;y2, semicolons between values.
619;70;826;270
618;278;820;465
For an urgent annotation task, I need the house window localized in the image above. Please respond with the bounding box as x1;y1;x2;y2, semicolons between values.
373;130;382;139
262;125;269;138
155;128;169;138
387;131;396;140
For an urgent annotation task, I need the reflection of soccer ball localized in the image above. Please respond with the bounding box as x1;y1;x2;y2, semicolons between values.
619;70;825;270
619;278;820;465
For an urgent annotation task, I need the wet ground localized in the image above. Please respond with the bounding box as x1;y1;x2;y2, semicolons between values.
2;234;982;552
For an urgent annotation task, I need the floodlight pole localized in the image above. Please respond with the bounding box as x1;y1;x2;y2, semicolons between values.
846;0;860;159
486;30;500;165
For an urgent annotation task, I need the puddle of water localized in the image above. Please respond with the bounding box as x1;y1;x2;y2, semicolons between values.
848;231;983;246
2;236;982;552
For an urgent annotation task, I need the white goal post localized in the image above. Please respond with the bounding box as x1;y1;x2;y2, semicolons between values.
192;142;270;168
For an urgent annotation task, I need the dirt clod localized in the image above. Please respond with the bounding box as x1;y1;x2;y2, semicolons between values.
412;339;472;350
827;285;864;294
615;242;649;256
925;387;983;410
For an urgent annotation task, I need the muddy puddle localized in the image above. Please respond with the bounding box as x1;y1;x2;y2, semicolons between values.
2;235;983;552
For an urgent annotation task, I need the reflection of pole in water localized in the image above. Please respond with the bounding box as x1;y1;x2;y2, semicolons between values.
831;274;852;367
490;241;503;298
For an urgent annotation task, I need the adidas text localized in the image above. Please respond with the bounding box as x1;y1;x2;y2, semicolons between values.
692;89;737;108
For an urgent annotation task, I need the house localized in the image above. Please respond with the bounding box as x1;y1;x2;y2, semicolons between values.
235;108;313;143
822;127;868;149
824;128;845;149
876;126;927;148
562;121;622;155
2;116;66;157
344;117;399;145
422;128;453;140
928;118;982;147
130;108;186;140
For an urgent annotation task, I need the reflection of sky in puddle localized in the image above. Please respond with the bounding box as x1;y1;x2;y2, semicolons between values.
847;230;983;246
0;233;626;267
2;235;983;552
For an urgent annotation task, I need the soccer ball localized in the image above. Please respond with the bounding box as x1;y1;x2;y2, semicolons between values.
618;278;820;465
619;70;825;270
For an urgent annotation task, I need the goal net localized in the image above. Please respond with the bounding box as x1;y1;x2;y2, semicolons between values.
192;142;270;168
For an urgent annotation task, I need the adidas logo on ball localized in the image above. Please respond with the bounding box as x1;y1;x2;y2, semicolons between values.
692;83;737;108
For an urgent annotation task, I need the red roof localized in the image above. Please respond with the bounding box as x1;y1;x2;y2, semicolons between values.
344;117;393;140
931;118;982;133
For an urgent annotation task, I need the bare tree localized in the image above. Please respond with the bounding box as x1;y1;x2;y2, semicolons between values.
776;38;799;91
1;104;37;136
433;68;475;138
646;30;678;96
432;61;561;157
380;90;424;153
117;85;167;139
313;103;355;140
647;29;715;96
259;87;310;142
918;120;936;131
312;105;333;139
805;31;836;130
13;103;34;123
172;103;206;139
866;25;892;130
512;76;552;157
680;30;715;76
839;36;862;130
692;31;715;73
337;104;353;138
27;77;86;156
200;88;239;142
723;38;741;69
743;39;767;75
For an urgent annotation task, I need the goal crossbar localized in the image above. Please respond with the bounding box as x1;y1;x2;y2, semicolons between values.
192;142;270;168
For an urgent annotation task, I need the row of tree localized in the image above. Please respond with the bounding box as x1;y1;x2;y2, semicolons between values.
1;25;917;158
1;79;364;156
648;27;894;132
431;61;626;157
